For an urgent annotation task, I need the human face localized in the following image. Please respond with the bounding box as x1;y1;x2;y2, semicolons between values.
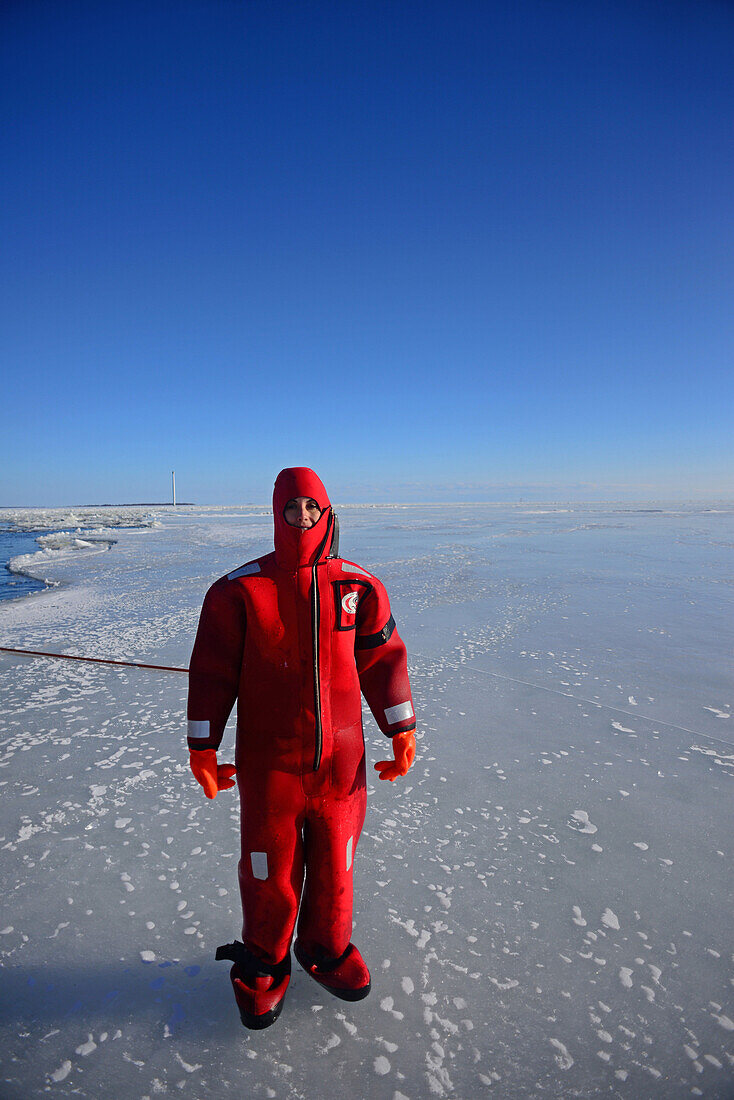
284;496;322;529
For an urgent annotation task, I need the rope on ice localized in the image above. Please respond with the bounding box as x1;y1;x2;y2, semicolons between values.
0;646;188;673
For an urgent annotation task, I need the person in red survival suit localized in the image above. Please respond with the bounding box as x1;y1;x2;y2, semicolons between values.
187;467;416;1029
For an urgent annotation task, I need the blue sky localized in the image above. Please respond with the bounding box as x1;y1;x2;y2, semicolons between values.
2;0;732;505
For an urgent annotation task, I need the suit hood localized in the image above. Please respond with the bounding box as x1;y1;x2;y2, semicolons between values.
272;467;336;569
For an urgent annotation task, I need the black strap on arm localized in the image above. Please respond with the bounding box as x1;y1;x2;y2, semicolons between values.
355;614;395;650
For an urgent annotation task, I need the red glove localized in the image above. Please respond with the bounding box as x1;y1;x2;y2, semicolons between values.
374;731;416;782
189;749;236;799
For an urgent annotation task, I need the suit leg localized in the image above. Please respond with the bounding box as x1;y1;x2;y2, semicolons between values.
297;771;367;958
238;767;305;965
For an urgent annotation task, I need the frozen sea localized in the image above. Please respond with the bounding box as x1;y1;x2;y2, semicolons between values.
0;502;732;1099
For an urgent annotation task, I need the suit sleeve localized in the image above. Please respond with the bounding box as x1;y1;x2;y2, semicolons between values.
187;578;246;752
355;576;415;737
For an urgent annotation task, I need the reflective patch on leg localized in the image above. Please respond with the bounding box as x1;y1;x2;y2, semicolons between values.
346;835;353;872
250;851;268;880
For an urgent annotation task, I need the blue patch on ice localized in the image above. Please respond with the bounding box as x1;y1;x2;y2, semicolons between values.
166;1003;185;1033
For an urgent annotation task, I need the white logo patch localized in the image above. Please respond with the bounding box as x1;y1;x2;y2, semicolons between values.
341;591;359;615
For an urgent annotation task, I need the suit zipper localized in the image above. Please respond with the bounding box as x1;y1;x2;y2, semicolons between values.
310;512;333;772
311;558;322;770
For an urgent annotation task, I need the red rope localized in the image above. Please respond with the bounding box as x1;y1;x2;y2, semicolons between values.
0;646;188;673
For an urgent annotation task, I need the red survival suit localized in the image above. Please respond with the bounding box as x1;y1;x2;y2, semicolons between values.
187;468;415;970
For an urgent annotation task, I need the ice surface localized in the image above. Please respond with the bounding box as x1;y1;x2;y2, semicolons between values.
0;506;173;600
0;502;732;1098
0;506;166;533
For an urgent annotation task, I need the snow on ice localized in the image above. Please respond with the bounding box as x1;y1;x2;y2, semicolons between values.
0;501;732;1098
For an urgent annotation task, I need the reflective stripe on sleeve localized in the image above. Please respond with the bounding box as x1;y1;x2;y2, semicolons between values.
187;719;210;739
384;701;414;725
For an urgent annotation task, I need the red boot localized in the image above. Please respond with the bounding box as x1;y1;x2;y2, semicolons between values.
294;939;371;1001
216;941;291;1029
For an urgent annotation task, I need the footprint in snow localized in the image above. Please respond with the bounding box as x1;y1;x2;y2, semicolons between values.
567;810;597;835
49;1061;72;1083
549;1038;574;1070
75;1034;97;1056
320;1033;341;1053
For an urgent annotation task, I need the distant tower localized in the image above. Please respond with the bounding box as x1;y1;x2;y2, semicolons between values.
172;470;176;507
